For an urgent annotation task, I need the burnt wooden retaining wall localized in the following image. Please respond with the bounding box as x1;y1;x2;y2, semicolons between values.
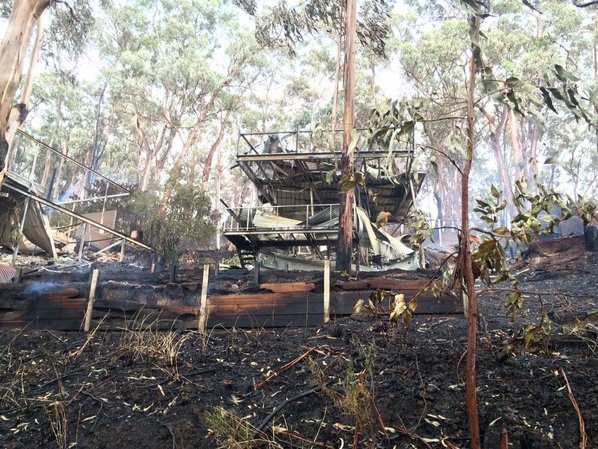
0;266;462;330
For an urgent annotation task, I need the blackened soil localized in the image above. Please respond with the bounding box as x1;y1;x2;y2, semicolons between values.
0;259;596;449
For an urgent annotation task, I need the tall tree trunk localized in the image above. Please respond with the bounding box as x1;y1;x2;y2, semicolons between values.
85;85;107;195
54;136;68;200
527;120;539;193
330;32;343;149
201;110;230;191
480;105;514;217
508;109;524;182
215;150;222;250
0;0;51;182
158;121;204;214
463;14;481;449
336;0;356;272
135;113;170;192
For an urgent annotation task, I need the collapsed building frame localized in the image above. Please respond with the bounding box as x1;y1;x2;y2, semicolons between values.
223;129;426;271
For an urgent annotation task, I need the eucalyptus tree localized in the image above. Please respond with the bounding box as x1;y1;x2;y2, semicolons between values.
99;0;265;204
479;0;594;203
0;0;92;184
0;0;51;182
238;0;392;271
393;0;597;224
389;5;471;222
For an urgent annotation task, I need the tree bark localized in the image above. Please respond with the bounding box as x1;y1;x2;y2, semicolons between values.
0;0;52;182
158;120;203;214
85;84;108;194
464;14;481;449
335;0;356;272
508;108;524;182
330;32;342;149
527;120;539;192
201;109;231;191
479;104;514;217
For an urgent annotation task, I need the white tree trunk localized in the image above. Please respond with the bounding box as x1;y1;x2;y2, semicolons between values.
0;0;51;182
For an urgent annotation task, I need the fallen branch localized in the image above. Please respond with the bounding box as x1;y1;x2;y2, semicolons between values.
560;369;587;449
254;385;323;435
387;425;433;449
275;429;336;449
254;347;316;389
158;419;177;449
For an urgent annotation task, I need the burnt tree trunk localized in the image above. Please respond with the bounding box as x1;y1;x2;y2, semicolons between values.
336;0;356;272
464;13;481;449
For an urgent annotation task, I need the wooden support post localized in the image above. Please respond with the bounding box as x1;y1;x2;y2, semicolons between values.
12;196;30;266
254;252;260;285
15;267;23;283
198;264;210;333
83;268;99;332
323;259;330;323
78;223;87;261
169;263;177;283
119;238;125;261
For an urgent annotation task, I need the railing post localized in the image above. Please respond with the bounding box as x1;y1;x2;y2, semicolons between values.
29;145;40;181
78;223;87;261
198;264;210;334
83;268;99;332
323;259;330;323
119;238;125;261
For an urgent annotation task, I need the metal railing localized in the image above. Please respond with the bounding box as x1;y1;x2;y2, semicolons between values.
6;130;150;255
237;129;415;157
224;203;340;233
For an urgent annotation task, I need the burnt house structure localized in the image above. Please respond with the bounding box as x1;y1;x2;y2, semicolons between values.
223;130;425;271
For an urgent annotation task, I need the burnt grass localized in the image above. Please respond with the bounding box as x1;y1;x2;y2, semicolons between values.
0;257;596;449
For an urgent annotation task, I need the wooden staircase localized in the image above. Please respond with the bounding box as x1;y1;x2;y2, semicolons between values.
237;248;255;268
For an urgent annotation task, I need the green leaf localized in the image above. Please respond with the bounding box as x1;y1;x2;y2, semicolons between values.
490;185;500;198
339;178;356;193
325;169;336;185
505;76;520;88
554;64;579;82
493;227;510;236
539;87;558;113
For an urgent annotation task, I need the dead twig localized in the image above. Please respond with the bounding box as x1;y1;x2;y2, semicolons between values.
70;314;108;361
560;369;587;449
387;425;433;449
158;419;177;449
456;349;467;384
275;429;336;449
369;394;388;440
254;347;316;389
79;390;104;432
254;385;324;435
312;405;328;446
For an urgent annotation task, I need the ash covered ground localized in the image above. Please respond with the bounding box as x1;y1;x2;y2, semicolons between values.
0;244;596;449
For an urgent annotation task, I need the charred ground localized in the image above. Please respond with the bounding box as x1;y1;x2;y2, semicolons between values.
0;244;596;449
